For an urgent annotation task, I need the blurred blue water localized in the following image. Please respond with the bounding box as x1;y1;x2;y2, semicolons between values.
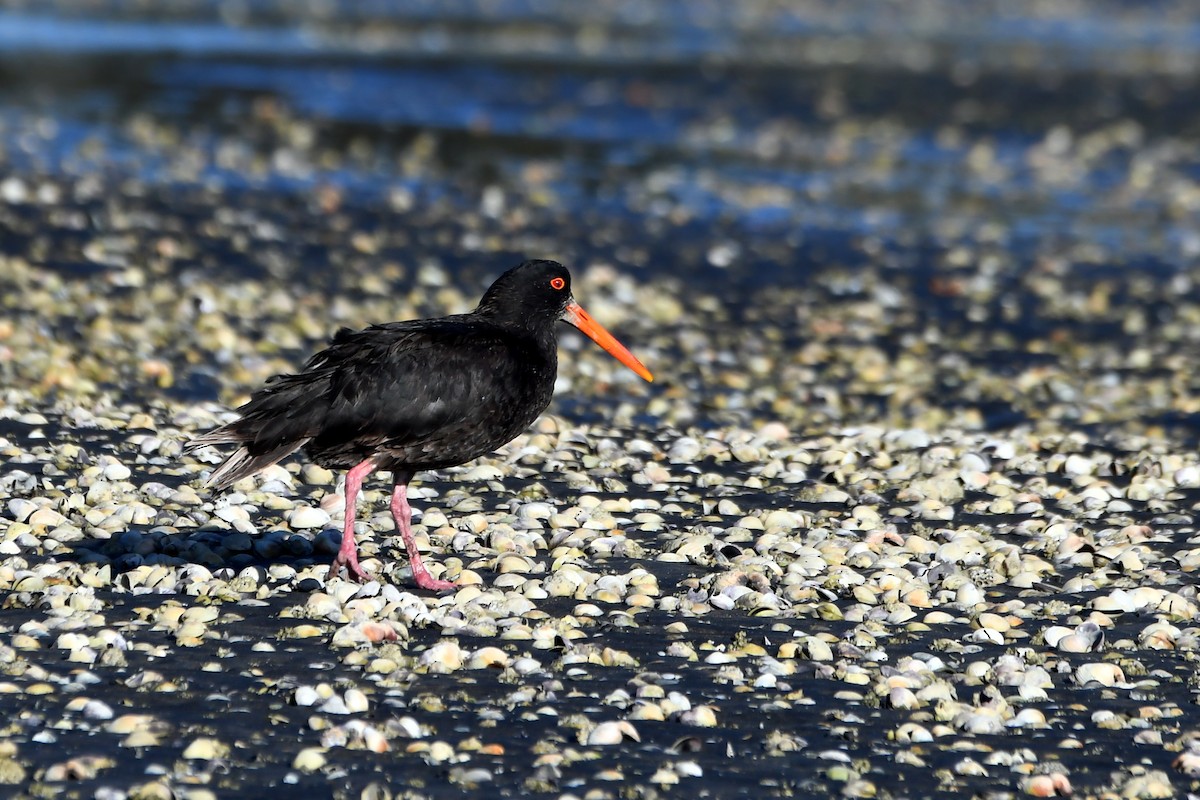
2;4;1200;272
0;13;316;54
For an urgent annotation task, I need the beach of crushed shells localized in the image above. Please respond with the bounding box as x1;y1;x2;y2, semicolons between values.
5;250;1200;799
7;5;1200;798
1;404;1199;799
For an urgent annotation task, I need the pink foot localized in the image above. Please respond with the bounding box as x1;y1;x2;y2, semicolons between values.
329;550;372;582
411;568;456;592
389;473;456;592
329;457;378;583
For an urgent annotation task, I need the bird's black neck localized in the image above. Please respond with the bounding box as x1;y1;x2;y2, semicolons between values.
473;303;559;342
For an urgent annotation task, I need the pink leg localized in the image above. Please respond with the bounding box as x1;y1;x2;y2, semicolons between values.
391;471;455;591
329;458;377;581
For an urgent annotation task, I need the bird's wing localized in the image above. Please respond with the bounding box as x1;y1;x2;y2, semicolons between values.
309;319;535;451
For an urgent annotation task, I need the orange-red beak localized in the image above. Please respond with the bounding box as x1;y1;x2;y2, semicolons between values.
562;301;653;382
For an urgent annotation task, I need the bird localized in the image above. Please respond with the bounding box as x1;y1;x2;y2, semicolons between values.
187;259;653;590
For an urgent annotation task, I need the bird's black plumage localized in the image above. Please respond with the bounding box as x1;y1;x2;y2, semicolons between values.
187;259;652;590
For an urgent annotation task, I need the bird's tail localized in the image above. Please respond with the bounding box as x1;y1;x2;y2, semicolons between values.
186;427;308;492
186;374;322;491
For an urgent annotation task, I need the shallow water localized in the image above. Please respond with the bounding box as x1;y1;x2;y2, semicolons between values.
5;3;1200;280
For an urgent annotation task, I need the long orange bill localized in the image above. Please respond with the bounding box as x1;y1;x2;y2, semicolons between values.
562;301;654;382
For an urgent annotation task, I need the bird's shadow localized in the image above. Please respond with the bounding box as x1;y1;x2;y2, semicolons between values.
49;452;557;592
58;523;356;589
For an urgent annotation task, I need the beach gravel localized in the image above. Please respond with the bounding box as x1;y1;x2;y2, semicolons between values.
3;3;1200;797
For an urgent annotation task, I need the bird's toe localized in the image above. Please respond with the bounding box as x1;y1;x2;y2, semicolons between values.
414;574;457;592
329;555;373;583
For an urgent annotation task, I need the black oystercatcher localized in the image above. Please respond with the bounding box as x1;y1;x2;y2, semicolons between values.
187;260;653;590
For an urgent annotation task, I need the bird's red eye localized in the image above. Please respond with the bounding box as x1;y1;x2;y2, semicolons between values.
550;277;566;290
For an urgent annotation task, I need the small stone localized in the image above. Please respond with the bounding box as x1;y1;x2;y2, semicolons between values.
82;699;114;721
344;689;369;714
288;506;332;529
292;747;327;772
1074;662;1125;687
183;738;230;760
588;721;640;745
